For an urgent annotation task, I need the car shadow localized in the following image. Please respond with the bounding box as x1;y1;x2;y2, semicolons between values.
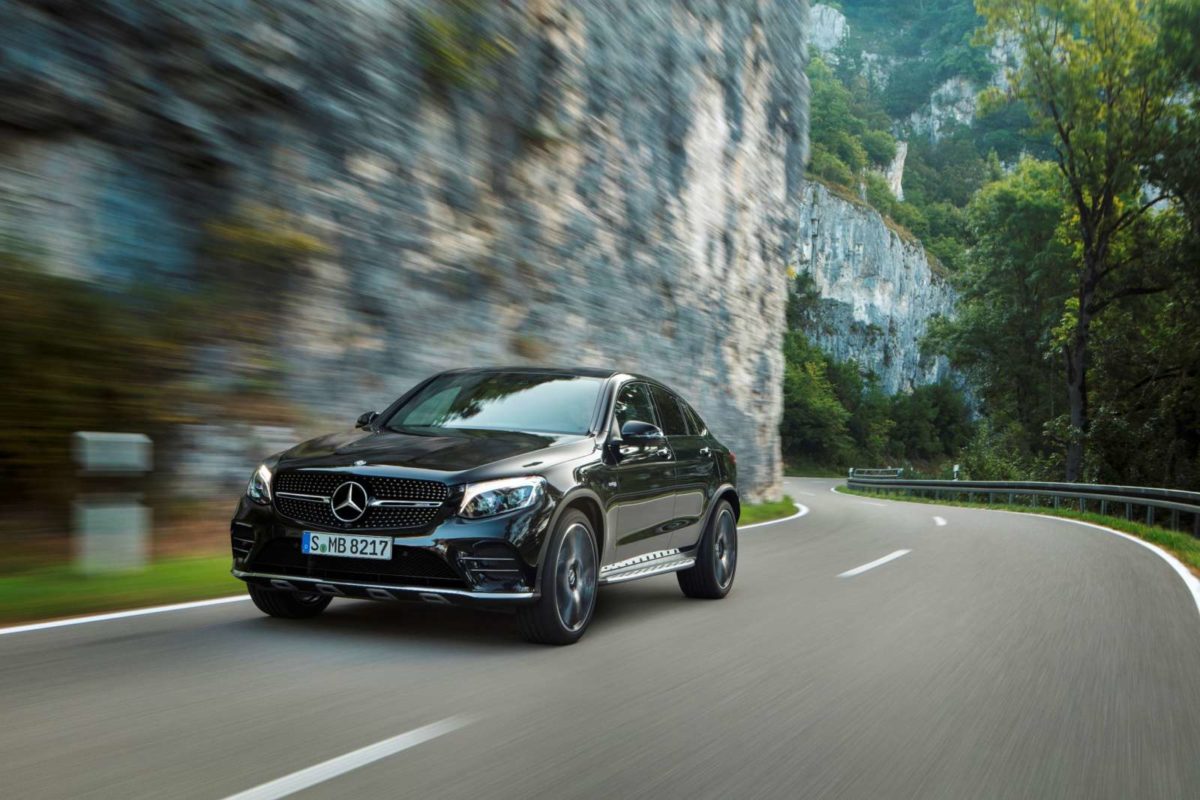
231;578;698;650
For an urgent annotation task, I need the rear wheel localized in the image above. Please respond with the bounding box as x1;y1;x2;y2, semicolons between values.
247;583;332;619
517;510;598;645
678;499;737;599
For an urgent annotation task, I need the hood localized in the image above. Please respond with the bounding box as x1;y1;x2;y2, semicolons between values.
276;427;591;476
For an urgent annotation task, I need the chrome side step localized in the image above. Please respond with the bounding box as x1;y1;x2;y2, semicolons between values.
599;549;696;585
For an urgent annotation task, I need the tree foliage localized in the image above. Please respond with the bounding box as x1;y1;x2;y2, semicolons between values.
976;0;1189;480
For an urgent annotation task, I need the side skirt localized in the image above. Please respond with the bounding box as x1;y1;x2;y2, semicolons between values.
598;548;696;585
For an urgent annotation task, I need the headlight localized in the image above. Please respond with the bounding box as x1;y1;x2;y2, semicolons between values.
459;476;545;519
246;463;273;504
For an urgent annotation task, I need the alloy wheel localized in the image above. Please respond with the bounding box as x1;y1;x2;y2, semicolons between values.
713;509;736;589
555;522;597;632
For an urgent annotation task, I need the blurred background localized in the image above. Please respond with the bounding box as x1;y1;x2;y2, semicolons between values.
0;0;807;615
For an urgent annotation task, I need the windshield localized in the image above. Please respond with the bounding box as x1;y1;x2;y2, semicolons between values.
385;373;603;435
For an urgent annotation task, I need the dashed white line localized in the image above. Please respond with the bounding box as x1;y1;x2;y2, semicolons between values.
742;503;810;529
0;595;249;637
838;549;912;578
933;516;947;527
221;716;472;800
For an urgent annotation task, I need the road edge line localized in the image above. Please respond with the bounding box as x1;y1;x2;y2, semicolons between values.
0;594;250;637
835;484;1200;617
742;502;810;529
994;509;1200;617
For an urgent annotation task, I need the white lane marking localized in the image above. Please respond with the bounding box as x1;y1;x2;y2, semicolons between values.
933;516;948;527
830;486;888;507
838;549;912;578
742;503;810;529
0;595;249;637
995;510;1200;617
222;716;472;800
793;490;817;498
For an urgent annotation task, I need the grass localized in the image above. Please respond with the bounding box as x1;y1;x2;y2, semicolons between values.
836;486;1200;574
741;496;800;525
0;555;240;625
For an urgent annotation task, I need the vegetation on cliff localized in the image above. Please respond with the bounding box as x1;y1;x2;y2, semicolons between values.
788;0;1200;490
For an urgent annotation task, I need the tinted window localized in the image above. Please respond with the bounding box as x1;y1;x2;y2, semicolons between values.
385;373;602;435
681;402;708;436
650;386;688;436
614;383;658;432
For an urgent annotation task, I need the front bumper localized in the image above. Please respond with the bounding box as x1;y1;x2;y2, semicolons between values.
232;569;536;606
229;491;553;607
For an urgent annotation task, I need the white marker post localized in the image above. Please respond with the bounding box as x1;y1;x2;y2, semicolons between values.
72;433;153;574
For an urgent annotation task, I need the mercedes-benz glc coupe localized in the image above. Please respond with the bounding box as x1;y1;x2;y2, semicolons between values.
230;367;740;644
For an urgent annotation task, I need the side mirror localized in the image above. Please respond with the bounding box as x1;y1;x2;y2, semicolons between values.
356;411;379;430
620;420;665;443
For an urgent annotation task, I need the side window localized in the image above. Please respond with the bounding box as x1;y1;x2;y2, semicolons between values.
681;402;708;436
650;386;689;437
614;383;659;432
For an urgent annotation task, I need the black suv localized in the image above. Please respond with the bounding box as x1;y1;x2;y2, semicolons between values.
230;367;740;644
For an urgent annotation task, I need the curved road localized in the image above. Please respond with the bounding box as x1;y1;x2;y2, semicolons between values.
3;478;1200;799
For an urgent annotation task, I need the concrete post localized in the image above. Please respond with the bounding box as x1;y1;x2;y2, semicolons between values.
72;433;152;573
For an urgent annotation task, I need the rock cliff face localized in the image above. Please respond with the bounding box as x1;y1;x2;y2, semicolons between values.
0;0;810;499
795;183;955;394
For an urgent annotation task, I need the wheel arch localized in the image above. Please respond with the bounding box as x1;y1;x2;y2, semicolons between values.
717;486;741;522
534;488;606;593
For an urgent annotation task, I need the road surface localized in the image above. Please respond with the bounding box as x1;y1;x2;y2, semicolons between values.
3;478;1200;799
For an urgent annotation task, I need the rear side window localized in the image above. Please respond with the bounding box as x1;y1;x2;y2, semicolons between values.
650;386;689;436
614;382;659;432
681;402;708;436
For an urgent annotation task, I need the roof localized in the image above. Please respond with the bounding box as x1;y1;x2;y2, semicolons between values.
443;366;620;379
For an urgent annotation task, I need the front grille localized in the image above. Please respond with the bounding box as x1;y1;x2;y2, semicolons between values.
272;470;450;530
275;471;448;501
249;537;465;588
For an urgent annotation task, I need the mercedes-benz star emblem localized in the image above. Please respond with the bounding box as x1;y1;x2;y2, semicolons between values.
330;481;369;523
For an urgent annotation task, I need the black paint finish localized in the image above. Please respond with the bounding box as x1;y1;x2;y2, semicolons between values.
230;367;738;606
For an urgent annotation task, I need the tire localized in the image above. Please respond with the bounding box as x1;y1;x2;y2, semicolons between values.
678;499;737;599
247;583;333;619
517;509;599;645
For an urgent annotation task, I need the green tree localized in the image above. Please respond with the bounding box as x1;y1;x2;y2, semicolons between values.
780;330;853;464
976;0;1188;481
929;158;1075;458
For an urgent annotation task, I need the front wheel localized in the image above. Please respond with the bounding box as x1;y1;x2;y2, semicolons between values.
247;583;332;619
678;499;737;599
517;510;599;645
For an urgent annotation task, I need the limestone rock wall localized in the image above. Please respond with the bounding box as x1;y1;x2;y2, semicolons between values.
0;0;811;499
795;183;955;394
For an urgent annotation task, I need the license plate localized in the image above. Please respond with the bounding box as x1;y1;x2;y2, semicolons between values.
302;531;392;560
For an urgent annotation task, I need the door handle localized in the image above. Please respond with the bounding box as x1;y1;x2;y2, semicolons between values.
699;447;712;457
656;446;672;458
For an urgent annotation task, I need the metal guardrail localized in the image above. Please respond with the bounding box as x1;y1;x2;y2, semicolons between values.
846;472;1200;536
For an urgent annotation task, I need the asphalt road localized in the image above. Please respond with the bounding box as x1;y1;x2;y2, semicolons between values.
4;478;1200;800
